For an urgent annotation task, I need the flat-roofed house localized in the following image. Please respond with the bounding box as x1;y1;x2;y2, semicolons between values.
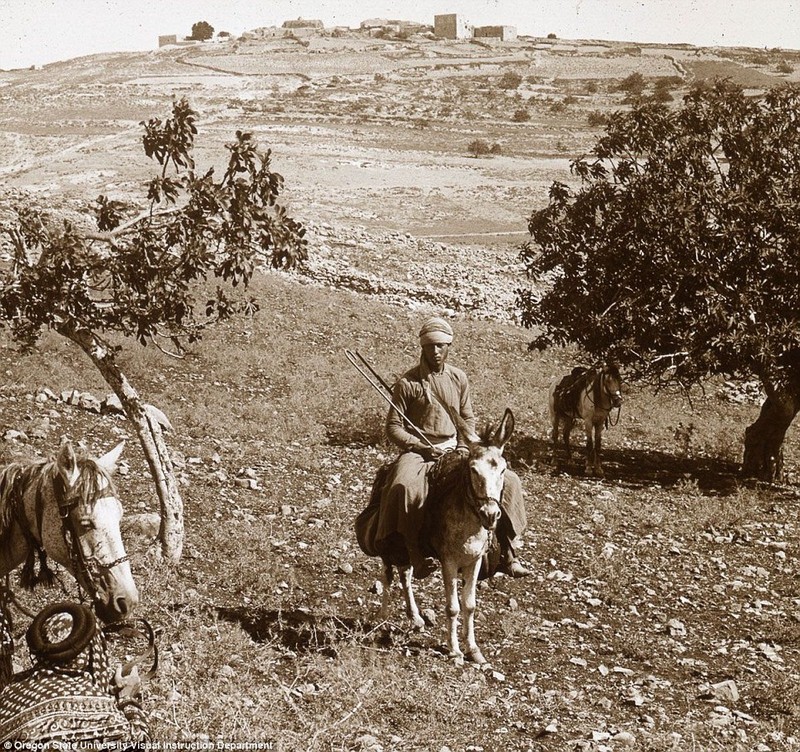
433;14;471;40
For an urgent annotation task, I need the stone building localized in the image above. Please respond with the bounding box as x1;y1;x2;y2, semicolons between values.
474;25;517;41
282;18;324;29
433;14;471;40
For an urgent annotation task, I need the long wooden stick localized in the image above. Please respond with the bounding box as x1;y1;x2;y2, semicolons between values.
344;349;436;450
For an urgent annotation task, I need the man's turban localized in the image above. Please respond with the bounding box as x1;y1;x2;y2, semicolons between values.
419;317;454;345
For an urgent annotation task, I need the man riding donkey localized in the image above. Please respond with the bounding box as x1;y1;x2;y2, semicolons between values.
371;317;530;579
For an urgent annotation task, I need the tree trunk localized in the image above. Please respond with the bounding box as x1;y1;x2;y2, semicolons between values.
741;384;800;482
58;324;184;562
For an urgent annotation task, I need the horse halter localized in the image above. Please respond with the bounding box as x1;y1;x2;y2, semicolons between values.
463;458;503;529
54;473;130;602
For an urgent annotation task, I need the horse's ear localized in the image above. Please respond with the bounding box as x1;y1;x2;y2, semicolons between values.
491;408;515;450
97;441;125;475
56;441;79;486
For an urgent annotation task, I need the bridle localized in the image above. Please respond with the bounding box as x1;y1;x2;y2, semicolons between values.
586;367;623;425
462;457;503;531
53;474;130;603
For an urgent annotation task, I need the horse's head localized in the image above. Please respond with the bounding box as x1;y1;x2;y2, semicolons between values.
52;441;139;624
601;363;623;408
455;409;515;531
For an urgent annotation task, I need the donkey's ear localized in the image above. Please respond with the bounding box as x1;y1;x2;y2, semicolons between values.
491;408;515;450
97;441;125;475
445;405;480;445
56;440;80;486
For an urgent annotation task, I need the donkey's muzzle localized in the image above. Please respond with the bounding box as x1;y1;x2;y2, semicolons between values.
610;392;623;408
479;500;501;531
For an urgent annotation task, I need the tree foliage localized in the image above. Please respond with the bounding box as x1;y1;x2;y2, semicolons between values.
190;21;214;41
518;81;800;396
0;98;307;557
2;97;307;355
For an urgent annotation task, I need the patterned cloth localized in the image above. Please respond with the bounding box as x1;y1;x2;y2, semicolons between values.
0;602;149;745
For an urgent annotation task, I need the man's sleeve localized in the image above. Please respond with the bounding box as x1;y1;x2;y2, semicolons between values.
386;379;419;450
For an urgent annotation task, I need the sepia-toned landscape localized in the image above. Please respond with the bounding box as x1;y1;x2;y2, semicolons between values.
1;24;799;751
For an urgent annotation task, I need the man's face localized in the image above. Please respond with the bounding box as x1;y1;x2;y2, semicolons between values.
422;342;449;371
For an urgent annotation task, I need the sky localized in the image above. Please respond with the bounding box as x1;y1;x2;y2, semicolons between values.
1;0;799;70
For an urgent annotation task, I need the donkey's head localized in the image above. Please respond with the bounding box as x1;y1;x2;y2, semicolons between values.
601;363;623;408
451;408;515;531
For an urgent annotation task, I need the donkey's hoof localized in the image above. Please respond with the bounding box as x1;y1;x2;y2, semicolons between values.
410;615;425;630
465;648;487;665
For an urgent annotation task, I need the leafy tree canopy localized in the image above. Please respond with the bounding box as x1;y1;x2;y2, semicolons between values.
0;97;307;356
190;21;214;41
518;81;800;395
0;98;308;558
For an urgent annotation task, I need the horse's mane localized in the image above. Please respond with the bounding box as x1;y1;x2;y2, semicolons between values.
0;453;115;543
0;459;51;542
428;451;469;505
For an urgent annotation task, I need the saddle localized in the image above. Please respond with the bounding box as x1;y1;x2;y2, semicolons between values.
354;452;466;563
553;367;590;418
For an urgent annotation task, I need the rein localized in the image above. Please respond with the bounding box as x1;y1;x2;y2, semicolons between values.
462;461;502;531
53;473;130;603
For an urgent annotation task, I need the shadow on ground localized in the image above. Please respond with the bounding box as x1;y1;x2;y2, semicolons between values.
216;606;428;656
508;434;744;495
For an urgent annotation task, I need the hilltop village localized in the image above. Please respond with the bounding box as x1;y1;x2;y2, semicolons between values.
158;13;522;48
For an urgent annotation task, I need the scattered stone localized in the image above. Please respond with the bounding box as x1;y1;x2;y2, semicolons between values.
78;392;102;413
338;562;353;574
667;618;687;637
102;393;125;414
699;679;739;704
122;512;161;537
61;389;81;405
28;417;51;439
421;608;436;626
145;403;173;431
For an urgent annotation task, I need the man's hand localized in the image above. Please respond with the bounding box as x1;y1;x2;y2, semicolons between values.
408;441;444;462
114;664;142;702
421;445;445;462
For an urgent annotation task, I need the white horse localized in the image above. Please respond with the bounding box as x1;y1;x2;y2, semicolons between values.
1;441;139;683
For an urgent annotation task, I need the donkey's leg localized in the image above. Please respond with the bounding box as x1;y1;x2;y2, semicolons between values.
399;565;425;629
460;558;487;665
550;417;560;465
584;418;596;475
593;422;605;477
562;419;574;460
441;560;463;659
377;559;394;621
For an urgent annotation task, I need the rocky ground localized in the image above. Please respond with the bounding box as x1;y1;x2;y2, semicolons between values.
1;30;799;751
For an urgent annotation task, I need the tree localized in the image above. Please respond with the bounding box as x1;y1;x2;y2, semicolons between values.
190;21;214;41
0;99;307;559
467;139;491;157
616;72;646;98
517;81;800;481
